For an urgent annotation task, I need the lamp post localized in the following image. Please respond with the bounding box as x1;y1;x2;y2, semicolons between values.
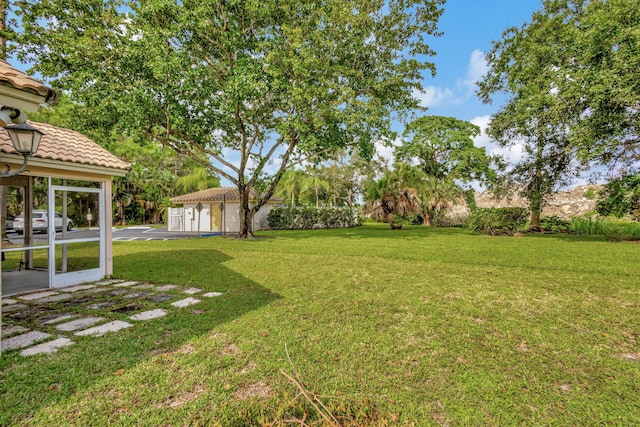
1;122;44;177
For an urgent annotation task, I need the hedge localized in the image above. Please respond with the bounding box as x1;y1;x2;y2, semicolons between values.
267;207;360;230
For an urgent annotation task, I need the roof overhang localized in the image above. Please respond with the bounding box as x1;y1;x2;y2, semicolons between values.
0;153;129;178
0;84;47;112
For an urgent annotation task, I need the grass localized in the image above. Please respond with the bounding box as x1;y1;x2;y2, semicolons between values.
2;223;640;425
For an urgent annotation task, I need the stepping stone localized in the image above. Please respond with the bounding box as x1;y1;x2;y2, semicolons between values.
35;294;73;303
94;279;123;285
87;301;117;310
21;337;74;356
62;284;97;293
2;303;28;313
2;298;18;306
171;297;201;308
56;317;104;332
75;320;133;337
203;292;224;297
124;292;153;299
155;285;178;291
1;331;51;351
18;291;58;301
41;314;77;325
83;286;109;294
147;294;176;303
61;296;97;306
183;288;202;295
110;303;143;313
109;289;130;296
132;284;155;289
8;308;52;320
1;325;28;338
112;281;138;288
129;309;167;321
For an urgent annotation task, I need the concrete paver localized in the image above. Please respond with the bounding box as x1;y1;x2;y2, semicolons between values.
112;281;139;287
2;298;18;305
203;292;223;297
56;317;105;332
35;293;73;303
21;337;74;356
129;309;168;321
1;325;29;338
1;331;51;351
3;303;27;313
183;288;202;294
42;314;77;325
155;285;178;291
62;284;97;293
75;320;133;337
171;297;201;308
17;291;58;301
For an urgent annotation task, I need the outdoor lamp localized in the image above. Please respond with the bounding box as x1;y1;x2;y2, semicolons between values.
1;121;43;177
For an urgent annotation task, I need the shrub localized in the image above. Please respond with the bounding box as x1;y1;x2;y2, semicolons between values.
466;207;529;234
540;215;570;233
596;173;640;220
570;216;609;236
432;211;469;228
267;207;360;230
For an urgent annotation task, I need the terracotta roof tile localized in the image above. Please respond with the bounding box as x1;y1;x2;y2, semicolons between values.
171;187;283;203
0;121;130;171
0;61;58;104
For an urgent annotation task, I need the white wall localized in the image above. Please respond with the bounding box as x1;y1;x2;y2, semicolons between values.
171;201;279;233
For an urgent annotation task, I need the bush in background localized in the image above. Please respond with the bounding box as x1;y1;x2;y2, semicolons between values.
540;215;571;233
466;207;529;234
267;207;360;230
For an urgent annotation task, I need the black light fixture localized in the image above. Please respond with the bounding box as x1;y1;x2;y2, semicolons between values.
1;118;43;177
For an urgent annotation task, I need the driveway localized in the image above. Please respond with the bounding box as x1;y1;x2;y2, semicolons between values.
5;226;208;244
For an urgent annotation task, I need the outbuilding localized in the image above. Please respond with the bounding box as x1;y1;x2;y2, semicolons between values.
169;187;283;234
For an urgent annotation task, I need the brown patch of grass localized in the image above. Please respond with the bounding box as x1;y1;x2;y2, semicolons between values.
233;381;274;400
161;385;206;408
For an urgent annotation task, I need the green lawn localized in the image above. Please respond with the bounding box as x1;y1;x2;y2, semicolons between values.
2;223;640;425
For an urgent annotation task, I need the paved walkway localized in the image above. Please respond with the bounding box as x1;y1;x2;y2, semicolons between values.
1;280;224;357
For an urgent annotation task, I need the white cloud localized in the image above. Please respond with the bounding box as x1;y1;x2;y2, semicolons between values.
470;114;524;165
412;86;455;108
415;49;489;108
374;136;401;170
460;49;489;92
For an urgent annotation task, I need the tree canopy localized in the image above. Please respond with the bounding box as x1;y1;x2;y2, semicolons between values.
10;0;445;237
477;0;639;229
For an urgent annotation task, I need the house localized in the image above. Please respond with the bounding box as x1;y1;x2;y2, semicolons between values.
169;187;283;234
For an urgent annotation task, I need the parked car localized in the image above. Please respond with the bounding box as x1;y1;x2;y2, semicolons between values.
5;213;15;230
13;211;73;234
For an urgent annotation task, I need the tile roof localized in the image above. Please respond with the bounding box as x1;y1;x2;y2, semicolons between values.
0;121;130;171
0;61;58;104
171;187;283;203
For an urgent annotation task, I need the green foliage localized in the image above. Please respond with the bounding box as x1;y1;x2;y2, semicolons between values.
466;207;529;234
11;0;446;236
398;115;498;184
540;215;570;233
596;174;640;220
583;187;597;200
570;216;609;236
267;207;360;230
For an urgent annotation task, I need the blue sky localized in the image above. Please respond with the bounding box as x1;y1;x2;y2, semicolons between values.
421;0;542;122
373;0;544;170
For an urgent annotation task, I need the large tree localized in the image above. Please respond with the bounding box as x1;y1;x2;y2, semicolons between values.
478;0;640;229
10;0;445;237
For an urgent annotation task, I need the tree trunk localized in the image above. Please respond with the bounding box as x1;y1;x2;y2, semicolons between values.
529;139;544;231
237;185;254;238
423;210;432;226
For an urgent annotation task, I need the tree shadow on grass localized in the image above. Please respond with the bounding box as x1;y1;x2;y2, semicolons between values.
0;248;281;425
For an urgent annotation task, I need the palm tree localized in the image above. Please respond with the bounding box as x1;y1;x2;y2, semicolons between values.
416;176;462;226
364;174;421;229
